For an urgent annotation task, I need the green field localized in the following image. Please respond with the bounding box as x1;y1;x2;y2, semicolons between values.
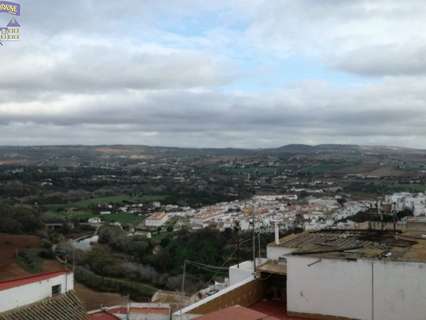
41;194;167;225
43;210;95;222
43;210;145;225
46;194;167;210
388;184;426;193
102;213;145;225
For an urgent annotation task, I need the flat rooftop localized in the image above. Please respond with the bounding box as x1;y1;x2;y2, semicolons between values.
271;229;426;263
257;260;287;275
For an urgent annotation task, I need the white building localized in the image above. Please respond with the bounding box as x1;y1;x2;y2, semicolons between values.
267;230;426;320
88;217;102;225
0;271;74;313
385;192;426;216
145;212;169;227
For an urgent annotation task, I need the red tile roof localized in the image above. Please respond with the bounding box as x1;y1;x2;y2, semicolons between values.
250;300;311;320
0;291;88;320
87;311;120;320
0;271;70;291
195;305;278;320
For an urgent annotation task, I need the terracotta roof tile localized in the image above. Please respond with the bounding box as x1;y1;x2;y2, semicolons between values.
88;311;120;320
0;291;88;320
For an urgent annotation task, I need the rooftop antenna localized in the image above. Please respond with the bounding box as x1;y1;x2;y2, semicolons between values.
72;247;76;273
258;227;261;258
233;221;241;268
392;202;397;234
126;294;130;320
179;260;187;320
377;200;383;231
251;206;257;278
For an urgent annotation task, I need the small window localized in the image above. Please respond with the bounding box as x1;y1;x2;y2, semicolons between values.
52;284;61;296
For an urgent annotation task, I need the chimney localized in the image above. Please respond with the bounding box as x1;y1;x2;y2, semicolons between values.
274;221;280;245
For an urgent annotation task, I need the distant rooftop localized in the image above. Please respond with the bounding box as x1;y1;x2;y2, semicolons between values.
87;310;120;320
272;229;426;263
147;211;168;220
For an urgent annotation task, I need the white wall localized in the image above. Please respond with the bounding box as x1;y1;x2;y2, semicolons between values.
374;261;426;320
0;272;74;312
287;256;371;320
229;261;254;286
287;257;426;320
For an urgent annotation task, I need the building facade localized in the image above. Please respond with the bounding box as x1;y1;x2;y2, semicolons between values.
0;271;74;313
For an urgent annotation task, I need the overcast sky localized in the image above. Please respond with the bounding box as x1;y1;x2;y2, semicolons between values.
1;0;426;148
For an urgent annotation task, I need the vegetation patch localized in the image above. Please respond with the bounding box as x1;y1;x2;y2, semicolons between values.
16;249;43;274
75;266;157;301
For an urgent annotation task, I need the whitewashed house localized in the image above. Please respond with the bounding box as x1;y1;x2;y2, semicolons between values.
145;212;169;227
0;271;80;313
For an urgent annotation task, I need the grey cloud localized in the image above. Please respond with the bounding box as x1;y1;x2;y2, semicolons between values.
2;77;426;147
333;45;426;76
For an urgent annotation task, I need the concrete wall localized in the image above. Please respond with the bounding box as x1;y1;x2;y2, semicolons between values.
0;272;74;312
287;257;426;320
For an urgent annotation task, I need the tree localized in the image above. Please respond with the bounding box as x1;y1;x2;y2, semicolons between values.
0;206;42;234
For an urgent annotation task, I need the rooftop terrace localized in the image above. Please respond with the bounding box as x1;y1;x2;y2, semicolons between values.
272;229;426;262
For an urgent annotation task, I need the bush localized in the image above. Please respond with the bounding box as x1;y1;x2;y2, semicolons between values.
75;266;156;301
17;249;42;273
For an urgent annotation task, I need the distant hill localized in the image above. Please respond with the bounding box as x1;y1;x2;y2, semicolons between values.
269;144;361;154
0;144;425;167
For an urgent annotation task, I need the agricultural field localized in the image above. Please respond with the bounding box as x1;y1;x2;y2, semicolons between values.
0;234;64;280
102;213;145;225
75;283;127;311
41;194;166;225
43;210;145;225
0;234;40;279
45;194;167;210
